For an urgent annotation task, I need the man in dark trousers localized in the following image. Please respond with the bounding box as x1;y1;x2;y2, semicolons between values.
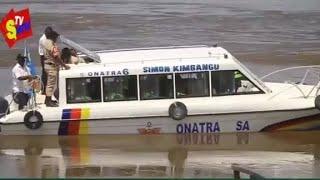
12;54;35;110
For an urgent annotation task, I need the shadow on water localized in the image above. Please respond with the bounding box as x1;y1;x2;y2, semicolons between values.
0;131;320;178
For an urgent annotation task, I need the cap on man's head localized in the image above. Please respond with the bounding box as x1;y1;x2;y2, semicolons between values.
16;54;27;61
46;30;60;41
44;26;53;33
44;26;54;38
51;30;60;39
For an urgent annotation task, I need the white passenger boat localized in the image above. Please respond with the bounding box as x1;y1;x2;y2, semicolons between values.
1;37;320;135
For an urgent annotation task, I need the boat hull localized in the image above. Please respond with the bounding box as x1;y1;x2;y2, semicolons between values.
0;108;320;135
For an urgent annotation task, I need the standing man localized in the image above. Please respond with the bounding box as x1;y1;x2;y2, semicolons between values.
42;30;70;107
12;54;35;110
39;26;53;95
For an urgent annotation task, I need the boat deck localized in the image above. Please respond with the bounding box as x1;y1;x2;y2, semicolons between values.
8;93;54;113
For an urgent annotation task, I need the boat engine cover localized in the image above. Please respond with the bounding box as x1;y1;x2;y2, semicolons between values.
0;96;9;118
315;95;320;110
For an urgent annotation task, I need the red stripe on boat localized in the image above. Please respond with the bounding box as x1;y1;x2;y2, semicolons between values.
71;108;81;119
261;113;320;131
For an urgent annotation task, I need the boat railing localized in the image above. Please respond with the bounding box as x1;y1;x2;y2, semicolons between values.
94;44;213;54
98;55;227;66
260;65;320;98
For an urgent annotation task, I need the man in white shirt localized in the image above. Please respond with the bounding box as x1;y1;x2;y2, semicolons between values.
12;54;35;110
39;26;53;95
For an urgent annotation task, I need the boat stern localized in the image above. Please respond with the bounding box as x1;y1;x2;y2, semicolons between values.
0;116;5;135
0;113;8;123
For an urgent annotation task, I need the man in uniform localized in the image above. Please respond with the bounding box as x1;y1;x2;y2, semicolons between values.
234;71;243;92
38;26;53;95
42;30;70;107
12;54;35;110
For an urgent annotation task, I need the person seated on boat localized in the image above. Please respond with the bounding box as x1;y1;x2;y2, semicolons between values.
234;71;255;93
237;80;255;93
12;54;36;110
61;47;72;64
61;47;85;65
70;48;86;64
235;71;245;93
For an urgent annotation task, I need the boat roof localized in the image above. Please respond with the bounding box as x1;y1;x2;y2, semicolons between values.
60;45;236;77
59;45;271;93
60;35;230;64
96;45;231;64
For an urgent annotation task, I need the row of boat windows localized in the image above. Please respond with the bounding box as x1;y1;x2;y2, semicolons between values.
66;70;263;104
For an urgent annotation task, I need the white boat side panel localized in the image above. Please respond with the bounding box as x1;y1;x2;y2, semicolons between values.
1;93;317;124
1;108;319;135
58;58;236;79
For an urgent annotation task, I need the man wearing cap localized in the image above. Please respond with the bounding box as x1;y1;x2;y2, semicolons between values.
39;26;53;95
12;54;35;110
42;30;70;107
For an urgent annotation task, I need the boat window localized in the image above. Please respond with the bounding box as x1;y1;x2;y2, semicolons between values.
103;75;138;102
175;72;209;98
66;77;101;103
211;70;263;96
139;74;173;100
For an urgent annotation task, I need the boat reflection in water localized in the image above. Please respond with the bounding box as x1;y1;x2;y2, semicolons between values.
0;131;320;178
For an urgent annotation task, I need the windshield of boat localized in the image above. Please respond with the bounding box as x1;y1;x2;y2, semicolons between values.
59;35;101;63
232;56;271;93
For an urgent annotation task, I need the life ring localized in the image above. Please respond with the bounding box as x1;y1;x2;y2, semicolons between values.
169;102;187;120
315;95;320;110
24;111;43;130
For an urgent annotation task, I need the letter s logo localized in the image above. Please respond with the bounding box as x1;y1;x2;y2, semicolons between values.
5;19;17;40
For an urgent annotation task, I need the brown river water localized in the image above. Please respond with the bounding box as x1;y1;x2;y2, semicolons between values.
0;0;320;178
1;132;320;178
